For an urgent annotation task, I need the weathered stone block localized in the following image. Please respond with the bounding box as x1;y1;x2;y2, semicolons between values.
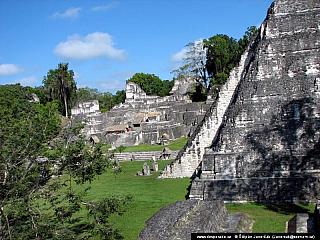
138;200;253;240
142;163;150;176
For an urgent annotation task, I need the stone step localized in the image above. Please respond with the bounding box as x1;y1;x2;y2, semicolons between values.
159;44;252;179
113;150;179;162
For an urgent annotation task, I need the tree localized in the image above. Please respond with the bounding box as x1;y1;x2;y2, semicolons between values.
99;92;114;112
238;26;259;54
184;40;207;87
128;73;173;97
0;84;61;239
171;40;208;88
204;34;240;86
112;90;126;105
77;87;100;102
0;84;131;239
43;63;77;117
204;26;259;89
42;121;132;239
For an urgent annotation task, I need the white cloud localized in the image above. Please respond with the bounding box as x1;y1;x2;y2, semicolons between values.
170;48;188;62
170;38;204;63
0;64;20;75
54;32;128;61
13;76;38;86
51;7;81;19
100;80;126;93
73;72;82;80
92;2;119;11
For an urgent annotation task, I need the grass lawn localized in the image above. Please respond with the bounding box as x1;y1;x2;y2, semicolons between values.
67;160;192;240
101;137;189;153
226;202;315;233
48;158;316;239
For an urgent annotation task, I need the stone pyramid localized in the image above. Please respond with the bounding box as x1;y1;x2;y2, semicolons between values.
168;0;320;202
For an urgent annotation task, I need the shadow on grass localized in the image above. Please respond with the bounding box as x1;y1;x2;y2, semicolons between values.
254;203;313;215
185;179;194;200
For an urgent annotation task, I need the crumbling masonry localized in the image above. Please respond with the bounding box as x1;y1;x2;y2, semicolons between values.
71;77;210;148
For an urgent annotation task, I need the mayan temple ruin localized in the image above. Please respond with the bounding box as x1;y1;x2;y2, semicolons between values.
158;0;320;203
72;0;320;203
71;77;210;149
136;1;320;237
71;0;320;234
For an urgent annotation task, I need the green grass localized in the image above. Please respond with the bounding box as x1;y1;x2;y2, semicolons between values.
123;137;189;152
78;164;315;238
101;144;112;153
102;137;189;153
66;160;192;240
46;156;316;239
98;137;316;236
226;203;315;233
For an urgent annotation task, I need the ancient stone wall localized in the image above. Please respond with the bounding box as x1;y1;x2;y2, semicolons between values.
71;100;100;116
189;0;320;202
71;80;208;147
121;81;192;109
189;175;320;203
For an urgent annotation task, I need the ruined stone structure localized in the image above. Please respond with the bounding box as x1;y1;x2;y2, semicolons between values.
162;0;320;203
71;100;103;135
138;200;253;240
287;203;320;233
71;100;100;116
72;78;210;149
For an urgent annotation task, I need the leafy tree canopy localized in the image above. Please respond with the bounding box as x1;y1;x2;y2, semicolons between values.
76;87;126;112
0;84;61;239
204;26;259;88
171;26;259;93
43;63;77;117
128;73;174;97
0;84;131;239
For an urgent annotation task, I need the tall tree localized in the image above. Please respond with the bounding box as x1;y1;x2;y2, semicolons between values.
171;40;208;88
238;26;259;54
43;63;77;117
204;34;240;85
204;26;259;89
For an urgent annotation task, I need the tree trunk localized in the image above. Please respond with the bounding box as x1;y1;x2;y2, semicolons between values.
64;95;68;118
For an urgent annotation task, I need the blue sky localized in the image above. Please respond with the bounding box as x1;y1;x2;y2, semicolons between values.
0;0;274;94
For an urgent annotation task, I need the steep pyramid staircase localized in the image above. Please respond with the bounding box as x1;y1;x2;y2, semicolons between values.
159;44;255;178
